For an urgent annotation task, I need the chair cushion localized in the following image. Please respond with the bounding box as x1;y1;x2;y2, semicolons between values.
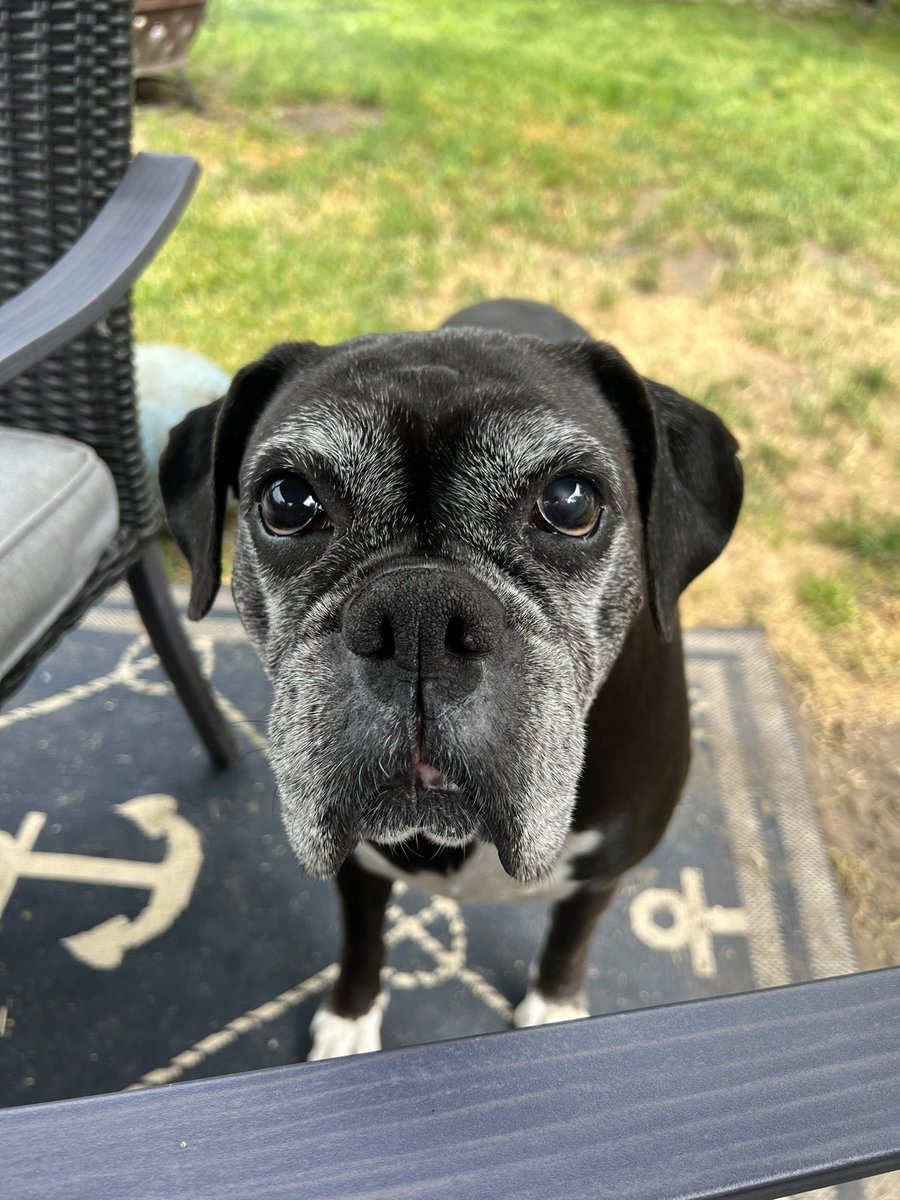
0;427;119;680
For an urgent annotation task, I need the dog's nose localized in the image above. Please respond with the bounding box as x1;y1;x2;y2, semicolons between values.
342;567;503;683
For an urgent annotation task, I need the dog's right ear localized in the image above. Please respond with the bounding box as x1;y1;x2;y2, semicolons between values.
159;342;320;620
578;343;742;641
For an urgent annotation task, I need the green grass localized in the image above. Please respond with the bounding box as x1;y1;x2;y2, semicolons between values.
792;393;827;437
134;0;900;365
696;377;755;433
817;499;900;574
798;572;858;628
739;440;794;543
790;359;894;460
826;364;891;441
630;254;663;294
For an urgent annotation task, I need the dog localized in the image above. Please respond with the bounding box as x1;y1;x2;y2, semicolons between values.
159;298;742;1059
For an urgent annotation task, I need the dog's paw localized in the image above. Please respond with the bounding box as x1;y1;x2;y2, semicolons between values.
512;987;589;1028
307;992;388;1061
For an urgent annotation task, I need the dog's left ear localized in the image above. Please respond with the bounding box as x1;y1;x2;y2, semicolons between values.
159;342;321;620
585;343;743;640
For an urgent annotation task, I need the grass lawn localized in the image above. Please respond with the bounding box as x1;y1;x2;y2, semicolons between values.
135;0;900;965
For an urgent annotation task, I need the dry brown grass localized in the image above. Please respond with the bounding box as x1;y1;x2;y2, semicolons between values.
393;235;900;965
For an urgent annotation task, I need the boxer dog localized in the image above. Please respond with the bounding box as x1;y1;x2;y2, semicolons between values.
159;299;742;1059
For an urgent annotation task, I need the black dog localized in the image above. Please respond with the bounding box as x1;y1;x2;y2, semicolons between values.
160;299;742;1057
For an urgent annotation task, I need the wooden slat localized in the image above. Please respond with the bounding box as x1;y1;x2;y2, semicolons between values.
0;969;897;1200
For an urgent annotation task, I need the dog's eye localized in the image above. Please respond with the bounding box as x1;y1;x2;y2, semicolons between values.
259;474;329;536
530;476;603;537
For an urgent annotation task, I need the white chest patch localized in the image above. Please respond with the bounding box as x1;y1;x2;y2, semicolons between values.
353;830;604;904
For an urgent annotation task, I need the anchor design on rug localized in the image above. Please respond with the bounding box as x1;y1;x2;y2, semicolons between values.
629;867;748;979
0;795;203;971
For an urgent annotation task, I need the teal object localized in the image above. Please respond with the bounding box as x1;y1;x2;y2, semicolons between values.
135;344;230;491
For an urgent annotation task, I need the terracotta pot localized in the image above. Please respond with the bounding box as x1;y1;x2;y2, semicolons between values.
132;0;207;76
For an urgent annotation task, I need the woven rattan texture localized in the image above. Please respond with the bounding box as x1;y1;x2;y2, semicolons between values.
0;0;157;538
0;1;160;703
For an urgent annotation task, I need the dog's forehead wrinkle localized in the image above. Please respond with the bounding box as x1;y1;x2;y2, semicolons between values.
244;398;405;486
389;364;463;395
434;406;628;511
312;328;579;409
246;332;627;496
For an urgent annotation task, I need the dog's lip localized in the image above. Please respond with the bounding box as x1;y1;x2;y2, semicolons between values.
412;709;459;791
415;760;457;791
377;775;460;797
357;779;478;853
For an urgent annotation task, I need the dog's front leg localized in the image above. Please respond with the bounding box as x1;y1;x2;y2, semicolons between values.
513;879;618;1027
307;856;393;1060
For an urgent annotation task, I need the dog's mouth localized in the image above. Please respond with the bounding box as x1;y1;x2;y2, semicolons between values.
271;659;582;884
413;709;458;793
345;706;478;851
373;706;462;796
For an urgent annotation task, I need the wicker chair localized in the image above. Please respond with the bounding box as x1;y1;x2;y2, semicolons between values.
0;0;235;767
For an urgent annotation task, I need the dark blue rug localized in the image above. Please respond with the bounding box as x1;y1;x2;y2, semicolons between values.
0;587;861;1189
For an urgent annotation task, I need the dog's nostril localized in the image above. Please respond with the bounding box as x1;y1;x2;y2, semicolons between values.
344;605;396;659
377;615;395;659
359;614;395;659
445;614;484;656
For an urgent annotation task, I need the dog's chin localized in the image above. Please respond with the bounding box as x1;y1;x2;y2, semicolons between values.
356;782;482;853
281;778;569;887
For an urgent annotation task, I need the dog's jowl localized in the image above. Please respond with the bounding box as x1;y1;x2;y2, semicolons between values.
160;299;743;1059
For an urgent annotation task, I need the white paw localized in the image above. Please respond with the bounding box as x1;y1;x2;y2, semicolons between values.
307;992;388;1061
512;987;589;1028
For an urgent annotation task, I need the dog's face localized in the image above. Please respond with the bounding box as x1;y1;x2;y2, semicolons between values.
160;328;741;883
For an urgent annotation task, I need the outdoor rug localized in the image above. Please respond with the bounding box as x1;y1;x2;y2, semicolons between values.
0;586;872;1194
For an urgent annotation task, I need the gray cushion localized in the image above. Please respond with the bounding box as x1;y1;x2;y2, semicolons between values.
0;427;118;679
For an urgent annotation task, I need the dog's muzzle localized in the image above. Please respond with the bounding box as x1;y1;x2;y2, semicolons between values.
270;560;576;882
337;564;506;841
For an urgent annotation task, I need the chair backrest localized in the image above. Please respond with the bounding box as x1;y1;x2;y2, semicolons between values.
0;0;157;539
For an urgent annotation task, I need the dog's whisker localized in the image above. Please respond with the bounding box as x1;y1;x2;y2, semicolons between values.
235;745;268;765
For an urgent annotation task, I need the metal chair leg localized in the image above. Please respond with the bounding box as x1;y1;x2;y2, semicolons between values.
127;540;237;768
177;68;204;113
